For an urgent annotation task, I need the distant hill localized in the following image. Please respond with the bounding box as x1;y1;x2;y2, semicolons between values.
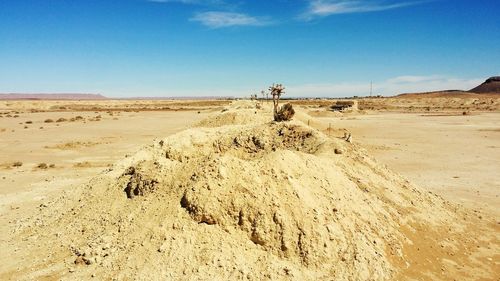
0;93;107;100
469;76;500;93
396;90;474;98
397;76;500;97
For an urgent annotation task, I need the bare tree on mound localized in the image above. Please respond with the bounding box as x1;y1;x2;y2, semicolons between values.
269;83;295;121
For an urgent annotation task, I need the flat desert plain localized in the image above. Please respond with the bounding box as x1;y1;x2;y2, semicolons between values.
312;112;500;216
0;96;499;280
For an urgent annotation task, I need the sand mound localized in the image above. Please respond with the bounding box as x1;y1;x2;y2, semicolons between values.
6;102;498;280
307;109;344;118
195;100;269;128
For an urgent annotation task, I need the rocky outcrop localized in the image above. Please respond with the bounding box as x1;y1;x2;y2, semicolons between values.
469;76;500;93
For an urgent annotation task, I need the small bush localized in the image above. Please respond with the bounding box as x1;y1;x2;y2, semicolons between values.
74;161;92;168
44;119;54;123
275;103;295;121
25;121;33;124
12;161;23;167
56;118;67;122
37;163;48;169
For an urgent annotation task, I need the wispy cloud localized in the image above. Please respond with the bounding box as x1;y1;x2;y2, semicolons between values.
302;0;426;20
286;75;483;97
190;11;271;28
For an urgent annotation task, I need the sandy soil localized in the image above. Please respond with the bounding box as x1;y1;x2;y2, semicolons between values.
0;109;208;249
0;98;499;280
0;110;209;191
312;112;500;217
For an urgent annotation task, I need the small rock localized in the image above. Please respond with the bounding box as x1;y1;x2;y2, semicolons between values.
83;257;93;265
74;256;86;265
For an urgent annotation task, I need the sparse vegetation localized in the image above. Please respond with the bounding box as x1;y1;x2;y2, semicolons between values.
12;161;23;167
0;97;499;280
74;161;92;168
25;121;33;124
269;83;295;122
69;116;85;122
56;117;67;122
44;119;54;123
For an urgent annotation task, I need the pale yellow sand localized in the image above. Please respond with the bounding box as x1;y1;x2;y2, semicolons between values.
0;99;498;280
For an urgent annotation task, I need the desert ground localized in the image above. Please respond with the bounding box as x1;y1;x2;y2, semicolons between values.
0;96;499;280
308;112;500;216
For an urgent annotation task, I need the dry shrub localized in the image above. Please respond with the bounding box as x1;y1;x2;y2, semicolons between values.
44;119;54;123
37;163;48;169
25;121;33;124
74;161;92;168
269;83;294;122
275;103;295;121
12;161;23;167
56;118;67;122
69;116;84;122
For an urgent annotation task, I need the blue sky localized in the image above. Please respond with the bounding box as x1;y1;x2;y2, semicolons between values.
0;0;499;97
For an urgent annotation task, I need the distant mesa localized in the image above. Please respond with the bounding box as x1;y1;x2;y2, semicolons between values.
398;76;500;97
469;76;500;93
0;93;107;100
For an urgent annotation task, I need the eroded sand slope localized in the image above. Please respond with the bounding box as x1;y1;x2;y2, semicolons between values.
2;101;498;280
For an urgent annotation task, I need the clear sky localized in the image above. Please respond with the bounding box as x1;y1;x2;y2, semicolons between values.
0;0;499;97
